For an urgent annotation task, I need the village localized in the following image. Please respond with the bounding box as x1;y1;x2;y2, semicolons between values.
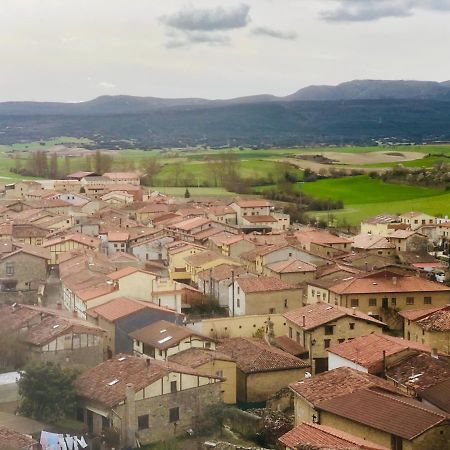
0;170;449;450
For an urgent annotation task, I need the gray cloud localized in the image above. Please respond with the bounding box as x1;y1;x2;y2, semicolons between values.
321;0;450;22
161;3;250;31
165;32;231;49
251;26;297;40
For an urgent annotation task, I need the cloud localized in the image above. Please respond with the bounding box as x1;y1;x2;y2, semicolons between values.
98;81;115;89
321;0;450;22
251;27;297;40
161;3;250;31
165;32;231;49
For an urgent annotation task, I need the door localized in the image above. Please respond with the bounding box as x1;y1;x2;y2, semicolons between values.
382;298;388;309
314;358;328;374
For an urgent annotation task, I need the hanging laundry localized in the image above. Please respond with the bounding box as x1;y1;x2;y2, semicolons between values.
77;436;88;449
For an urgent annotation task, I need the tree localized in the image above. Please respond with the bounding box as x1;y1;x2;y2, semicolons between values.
64;155;71;176
49;153;58;179
184;188;191;198
0;332;28;370
18;362;79;422
141;157;162;186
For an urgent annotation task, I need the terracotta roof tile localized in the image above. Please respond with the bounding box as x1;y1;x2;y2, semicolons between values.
168;347;234;367
420;378;450;413
289;367;401;405
327;333;433;374
284;302;385;330
75;354;217;407
267;258;316;274
233;199;271;208
242;215;277;223
217;337;309;374
273;336;308;356
279;422;389;450
236;275;296;293
0;426;38;449
316;388;447;440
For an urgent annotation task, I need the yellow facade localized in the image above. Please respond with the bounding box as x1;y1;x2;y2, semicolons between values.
404;320;450;355
168;247;204;280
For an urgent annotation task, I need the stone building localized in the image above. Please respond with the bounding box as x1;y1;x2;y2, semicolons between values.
75;354;222;447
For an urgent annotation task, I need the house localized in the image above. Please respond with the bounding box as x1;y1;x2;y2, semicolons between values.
0;243;50;291
217;337;310;403
218;234;256;257
43;233;102;264
360;214;401;236
386;229;428;253
327;332;434;375
206;205;237;225
74;354;222;447
0;426;39;450
130;320;216;360
311;269;450;329
130;235;175;263
352;233;396;256
66;170;99;180
86;296;183;356
230;275;302;316
241;215;279;231
229;199;271;225
136;203;171;224
0;223;48;246
263;258;317;285
105;231;130;255
197;264;248;308
185;249;241;284
284;303;385;374
399;305;450;354
101;190;134;205
169;347;237;404
279;422;389;450
399;211;435;230
167;242;206;280
293;228;352;256
103;171;140;185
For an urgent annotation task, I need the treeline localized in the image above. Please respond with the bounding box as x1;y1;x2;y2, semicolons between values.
369;160;450;188
9;150;114;178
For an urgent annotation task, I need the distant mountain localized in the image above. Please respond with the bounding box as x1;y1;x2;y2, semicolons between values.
1;80;450;146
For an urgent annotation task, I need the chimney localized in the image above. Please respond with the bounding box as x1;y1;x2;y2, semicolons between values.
302;315;306;327
392;277;397;285
352;307;356;315
383;350;387;376
124;383;137;447
56;302;62;310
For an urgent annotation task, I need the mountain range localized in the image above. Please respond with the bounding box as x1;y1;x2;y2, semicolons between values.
1;80;450;146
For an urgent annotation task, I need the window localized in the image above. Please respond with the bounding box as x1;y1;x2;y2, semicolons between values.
216;370;224;378
296;331;300;343
350;299;359;307
324;325;333;336
138;414;149;430
324;339;331;349
169;407;179;423
406;297;414;305
269;308;275;314
284;299;288;308
424;296;432;305
338;338;345;344
5;263;14;276
205;342;211;349
391;298;397;306
289;327;293;339
236;298;240;308
170;381;177;393
369;298;377;307
349;323;355;330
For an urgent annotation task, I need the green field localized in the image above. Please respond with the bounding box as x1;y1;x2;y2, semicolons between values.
361;154;450;169
299;175;444;204
152;186;232;197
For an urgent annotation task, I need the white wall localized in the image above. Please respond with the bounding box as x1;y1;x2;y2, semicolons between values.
327;352;368;373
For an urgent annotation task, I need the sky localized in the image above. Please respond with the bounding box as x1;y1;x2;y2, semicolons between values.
1;0;449;102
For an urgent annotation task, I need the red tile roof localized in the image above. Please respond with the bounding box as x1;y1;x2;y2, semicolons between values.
327;333;433;374
289;367;401;406
279;422;389;450
217;338;309;374
406;305;450;332
317;388;447;440
267;258;316;274
273;336;308;356
242;215;277;223
0;426;38;449
75;354;218;407
283;302;385;331
233;199;271;208
236;275;296;293
168;347;234;367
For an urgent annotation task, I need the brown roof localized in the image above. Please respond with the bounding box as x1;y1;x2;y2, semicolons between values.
0;426;38;449
197;264;247;282
267;258;316;274
386;352;450;394
328;270;450;294
236;275;296;293
0;304;42;333
233;199;271;208
294;228;352;245
399;305;448;321
289;367;401;406
170;216;211;231
129;320;213;350
23;315;104;346
107;266;155;280
278;422;389;450
43;232;101;249
273;336;308;356
327;333;433;374
217;337;309;374
107;231;129;241
352;233;395;250
362;214;399;225
420;378;450;413
75;354;218;407
283;302;385;331
168;347;234;367
242;215;277;223
414;305;450;332
87;297;180;322
316;388;447;440
184;250;229;267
